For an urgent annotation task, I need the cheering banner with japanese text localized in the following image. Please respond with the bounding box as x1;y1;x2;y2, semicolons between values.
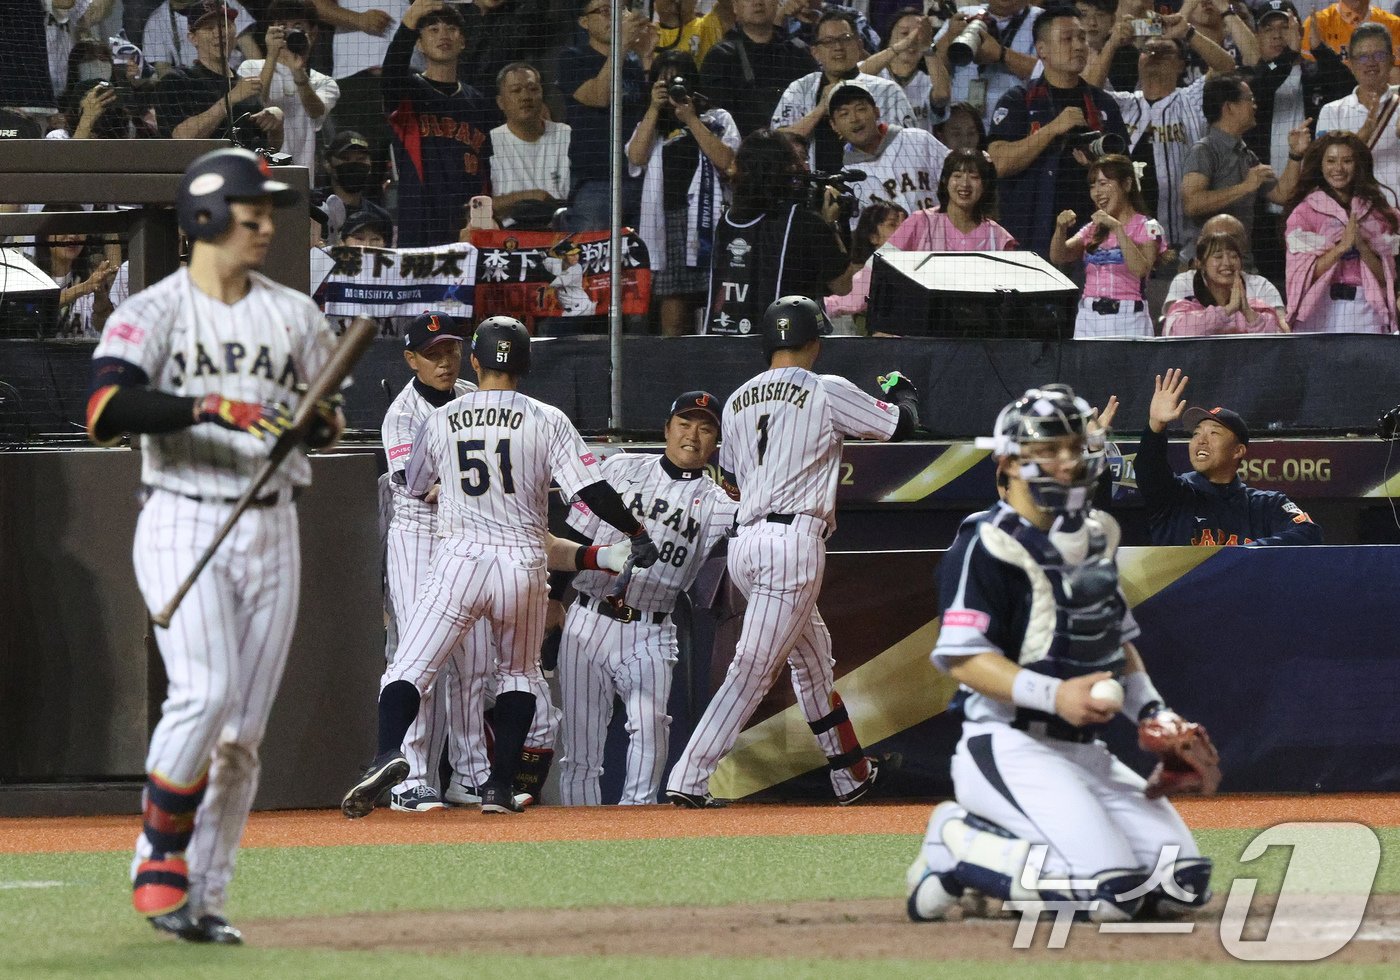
471;229;652;331
318;242;477;319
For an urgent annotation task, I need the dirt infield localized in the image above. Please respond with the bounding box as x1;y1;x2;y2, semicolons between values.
3;794;1400;854
249;894;1400;963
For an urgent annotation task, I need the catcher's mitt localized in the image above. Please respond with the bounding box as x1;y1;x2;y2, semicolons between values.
1138;711;1221;799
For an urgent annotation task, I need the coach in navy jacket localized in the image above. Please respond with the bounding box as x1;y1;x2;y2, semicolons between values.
1135;369;1322;547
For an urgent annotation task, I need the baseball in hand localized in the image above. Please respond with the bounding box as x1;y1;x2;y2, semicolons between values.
1090;678;1124;710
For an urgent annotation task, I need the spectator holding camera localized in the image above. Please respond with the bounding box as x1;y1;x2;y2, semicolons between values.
934;0;1044;131
828;80;949;218
37;230;118;338
1183;0;1261;78
1180;73;1310;267
237;1;339;170
705;129;858;334
857;9;951;135
1315;21;1400;206
51;79;125;139
699;0;814;142
887;147;1017;249
558;0;654;230
154;1;285;146
1284;131;1400;332
773;10;915;172
987;4;1129;258
383;0;493;247
1051;154;1167;336
628;50;740;335
1163;229;1289;333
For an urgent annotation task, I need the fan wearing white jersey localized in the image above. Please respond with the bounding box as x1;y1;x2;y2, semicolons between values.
829;81;949;219
342;316;661;817
87;148;343;945
665;296;922;808
555;391;739;805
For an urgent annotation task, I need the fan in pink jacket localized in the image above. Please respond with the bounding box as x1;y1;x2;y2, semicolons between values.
1284;133;1400;334
1164;230;1289;336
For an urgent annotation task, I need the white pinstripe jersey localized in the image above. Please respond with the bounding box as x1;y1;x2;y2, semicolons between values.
566;453;739;613
406;389;603;557
880;69;943;134
382;378;477;529
720;368;899;528
772;72;915;166
94;267;337;498
1109;75;1206;250
844;126;950;221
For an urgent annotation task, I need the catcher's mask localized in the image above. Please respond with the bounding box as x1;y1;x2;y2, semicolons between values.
977;385;1106;516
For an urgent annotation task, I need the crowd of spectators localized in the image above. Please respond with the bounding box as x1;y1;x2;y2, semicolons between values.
6;0;1400;336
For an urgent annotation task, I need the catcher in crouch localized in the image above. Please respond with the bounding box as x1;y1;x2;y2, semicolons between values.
907;385;1220;923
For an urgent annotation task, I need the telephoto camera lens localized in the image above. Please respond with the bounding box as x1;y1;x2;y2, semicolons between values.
948;19;989;68
285;28;310;57
667;76;690;101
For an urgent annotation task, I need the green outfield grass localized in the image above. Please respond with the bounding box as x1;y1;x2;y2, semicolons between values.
0;827;1394;978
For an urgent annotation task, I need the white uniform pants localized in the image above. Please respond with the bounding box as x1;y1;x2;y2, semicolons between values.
133;490;299;917
667;523;862;798
1074;300;1153;338
923;721;1200;881
557;599;678;805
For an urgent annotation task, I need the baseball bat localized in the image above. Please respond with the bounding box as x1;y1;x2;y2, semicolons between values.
150;316;378;629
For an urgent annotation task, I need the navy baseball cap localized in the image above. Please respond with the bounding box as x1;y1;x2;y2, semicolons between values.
828;81;877;115
404;311;464;352
669;390;721;427
1184;405;1250;445
1256;0;1297;26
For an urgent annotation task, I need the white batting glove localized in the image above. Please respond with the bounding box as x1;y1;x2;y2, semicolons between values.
598;540;631;573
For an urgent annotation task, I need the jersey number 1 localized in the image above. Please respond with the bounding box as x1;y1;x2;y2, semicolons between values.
457;438;516;496
757;413;770;465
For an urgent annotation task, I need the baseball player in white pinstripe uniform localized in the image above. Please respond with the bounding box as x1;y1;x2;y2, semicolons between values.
379;312;566;810
829;81;950;219
87;148;342;945
343;316;660;816
555;392;739;806
380;310;480;812
665;296;921;808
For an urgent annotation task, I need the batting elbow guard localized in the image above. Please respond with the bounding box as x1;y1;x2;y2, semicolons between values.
891;396;920;442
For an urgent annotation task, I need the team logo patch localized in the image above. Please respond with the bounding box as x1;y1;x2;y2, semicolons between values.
776;316;791;340
428;315;442;332
573;500;591;513
738;317;752;335
580;452;598;465
726;238;751;268
187;173;225;196
875;400;890;411
942;609;991;632
109;320;145;344
992;107;1009;126
388;443;413;462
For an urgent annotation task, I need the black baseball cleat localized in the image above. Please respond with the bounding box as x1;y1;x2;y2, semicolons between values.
665;790;727;809
836;757;880;806
341;752;409;819
150;907;244;945
479;784;525;814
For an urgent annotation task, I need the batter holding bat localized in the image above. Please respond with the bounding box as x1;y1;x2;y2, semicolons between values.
87;148;346;945
906;385;1219;923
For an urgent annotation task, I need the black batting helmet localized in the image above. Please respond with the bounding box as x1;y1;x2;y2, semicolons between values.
176;148;299;241
472;315;531;375
761;295;827;358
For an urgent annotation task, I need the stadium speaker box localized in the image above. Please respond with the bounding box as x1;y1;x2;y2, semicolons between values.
867;250;1079;339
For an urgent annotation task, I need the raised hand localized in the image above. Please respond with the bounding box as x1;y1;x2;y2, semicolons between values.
1056;209;1078;232
1148;368;1189;433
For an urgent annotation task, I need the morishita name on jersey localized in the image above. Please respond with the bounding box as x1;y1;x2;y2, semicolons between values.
445;406;526;432
730;380;810;413
171;342;300;388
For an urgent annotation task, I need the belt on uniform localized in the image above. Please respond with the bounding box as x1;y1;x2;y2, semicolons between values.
575;592;668;625
1331;283;1358;300
1011;713;1096;744
762;512;830;539
159;486;302;508
1087;298;1144;315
